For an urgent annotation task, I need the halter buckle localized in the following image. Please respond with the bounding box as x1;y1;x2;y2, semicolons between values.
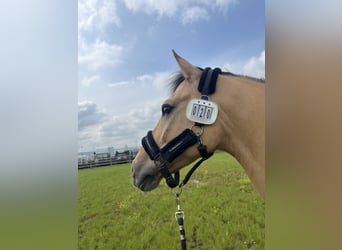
153;153;166;165
190;124;204;136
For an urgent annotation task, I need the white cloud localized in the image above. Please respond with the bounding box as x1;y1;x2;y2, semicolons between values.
151;72;171;89
107;80;132;88
80;75;100;86
182;6;209;24
199;0;239;10
78;99;163;150
79;71;173;149
108;71;170;89
78;72;175;150
78;39;124;70
78;71;172;149
78;0;120;32
221;62;241;75
122;0;238;24
123;0;179;17
242;50;265;79
138;72;170;89
78;100;106;131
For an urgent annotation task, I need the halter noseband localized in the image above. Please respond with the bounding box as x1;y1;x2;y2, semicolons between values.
141;67;222;189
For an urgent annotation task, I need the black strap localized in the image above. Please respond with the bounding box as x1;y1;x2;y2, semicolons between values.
179;145;213;188
142;130;160;161
142;129;198;164
177;217;186;250
197;67;222;96
142;128;201;189
198;67;211;98
160;129;198;163
195;67;221;128
197;144;213;160
160;164;180;188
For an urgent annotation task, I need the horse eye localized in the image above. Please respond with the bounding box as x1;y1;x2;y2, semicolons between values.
161;104;174;116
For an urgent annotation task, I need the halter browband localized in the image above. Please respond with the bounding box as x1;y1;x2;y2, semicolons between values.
141;67;221;189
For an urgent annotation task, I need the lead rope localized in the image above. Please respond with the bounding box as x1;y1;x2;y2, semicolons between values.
172;130;213;250
174;189;186;250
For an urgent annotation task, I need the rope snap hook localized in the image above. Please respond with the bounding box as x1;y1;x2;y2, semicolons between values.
173;190;186;250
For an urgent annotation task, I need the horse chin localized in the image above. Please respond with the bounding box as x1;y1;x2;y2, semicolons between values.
132;160;161;192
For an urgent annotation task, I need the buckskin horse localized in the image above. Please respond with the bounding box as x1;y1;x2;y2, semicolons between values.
132;51;264;198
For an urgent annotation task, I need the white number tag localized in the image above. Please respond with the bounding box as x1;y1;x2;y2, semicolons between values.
186;98;218;125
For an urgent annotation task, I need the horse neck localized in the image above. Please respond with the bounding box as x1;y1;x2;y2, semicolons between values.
215;75;265;197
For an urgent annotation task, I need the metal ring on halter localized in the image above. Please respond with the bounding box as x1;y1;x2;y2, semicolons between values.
197;136;203;146
173;186;183;199
200;95;209;100
190;124;203;136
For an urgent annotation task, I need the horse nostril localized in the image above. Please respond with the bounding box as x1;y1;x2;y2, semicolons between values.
139;174;155;191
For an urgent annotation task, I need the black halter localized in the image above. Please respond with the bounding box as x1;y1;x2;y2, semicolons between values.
141;67;222;189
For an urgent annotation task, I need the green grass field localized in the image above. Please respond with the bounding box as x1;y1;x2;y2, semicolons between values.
79;152;265;250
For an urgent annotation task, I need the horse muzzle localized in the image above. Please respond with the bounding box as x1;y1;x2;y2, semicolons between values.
132;159;161;191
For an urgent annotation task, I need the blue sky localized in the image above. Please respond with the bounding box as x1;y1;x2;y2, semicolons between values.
78;0;265;152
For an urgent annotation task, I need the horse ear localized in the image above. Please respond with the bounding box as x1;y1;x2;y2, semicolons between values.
172;50;202;83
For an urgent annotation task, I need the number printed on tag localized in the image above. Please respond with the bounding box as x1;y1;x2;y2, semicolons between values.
186;99;218;125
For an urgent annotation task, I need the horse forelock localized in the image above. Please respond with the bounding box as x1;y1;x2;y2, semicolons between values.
168;72;185;93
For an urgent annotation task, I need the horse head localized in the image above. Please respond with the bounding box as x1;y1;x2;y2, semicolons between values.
132;51;224;191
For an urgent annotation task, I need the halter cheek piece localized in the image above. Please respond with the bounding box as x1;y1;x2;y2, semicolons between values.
141;67;222;189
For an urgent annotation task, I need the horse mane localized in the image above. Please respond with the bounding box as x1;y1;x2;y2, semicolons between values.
168;72;184;93
169;68;265;93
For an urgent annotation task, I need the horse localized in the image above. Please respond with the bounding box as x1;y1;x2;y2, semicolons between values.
132;50;265;198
